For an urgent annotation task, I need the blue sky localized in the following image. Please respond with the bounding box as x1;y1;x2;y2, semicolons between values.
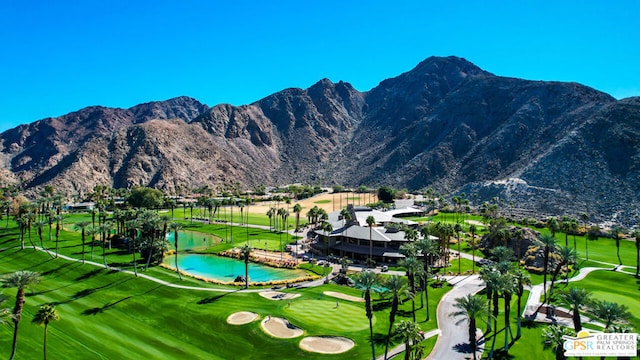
1;1;638;132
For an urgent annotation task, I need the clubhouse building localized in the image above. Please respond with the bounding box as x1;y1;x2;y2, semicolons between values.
310;204;435;264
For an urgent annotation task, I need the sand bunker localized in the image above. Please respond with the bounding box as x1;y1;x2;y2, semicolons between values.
261;316;303;338
323;291;364;302
259;291;301;301
299;336;355;354
226;311;259;325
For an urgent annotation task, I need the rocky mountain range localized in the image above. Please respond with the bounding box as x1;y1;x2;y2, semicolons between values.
1;56;638;226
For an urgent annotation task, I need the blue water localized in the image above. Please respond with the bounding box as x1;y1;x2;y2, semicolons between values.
164;253;308;282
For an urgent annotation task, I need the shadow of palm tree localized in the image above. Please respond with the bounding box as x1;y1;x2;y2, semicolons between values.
76;268;103;281
453;342;473;353
198;289;242;304
82;296;133;315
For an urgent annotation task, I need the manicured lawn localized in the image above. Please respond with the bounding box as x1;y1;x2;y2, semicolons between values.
0;216;452;359
557;270;640;330
0;248;384;359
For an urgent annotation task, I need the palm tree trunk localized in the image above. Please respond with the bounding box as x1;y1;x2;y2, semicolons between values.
516;294;523;340
43;323;48;360
470;318;477;360
384;297;397;360
10;320;19;360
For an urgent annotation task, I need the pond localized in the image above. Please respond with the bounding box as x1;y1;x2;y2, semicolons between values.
164;253;309;283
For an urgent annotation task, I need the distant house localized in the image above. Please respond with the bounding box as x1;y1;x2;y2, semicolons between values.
312;205;436;264
65;202;96;211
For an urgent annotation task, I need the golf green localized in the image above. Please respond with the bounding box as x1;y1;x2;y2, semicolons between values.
285;299;372;333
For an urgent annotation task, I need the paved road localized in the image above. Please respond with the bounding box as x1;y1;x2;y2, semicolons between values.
427;274;485;360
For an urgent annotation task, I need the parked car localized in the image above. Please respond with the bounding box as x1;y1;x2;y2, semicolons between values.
381;265;389;272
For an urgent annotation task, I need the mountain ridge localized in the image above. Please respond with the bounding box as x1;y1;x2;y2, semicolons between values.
1;56;638;225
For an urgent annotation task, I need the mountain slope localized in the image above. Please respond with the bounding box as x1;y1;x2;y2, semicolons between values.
1;56;638;225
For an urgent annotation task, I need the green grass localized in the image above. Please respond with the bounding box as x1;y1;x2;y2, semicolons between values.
313;200;331;204
0;217;452;359
287;299;371;332
556;270;640;330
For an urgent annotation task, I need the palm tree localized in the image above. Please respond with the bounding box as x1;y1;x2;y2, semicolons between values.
539;233;557;304
450;294;489;360
33;220;52;258
479;265;500;334
293;203;302;231
366;215;376;264
548;246;577;301
542;324;574;360
415;237;438;321
513;268;531;340
31;303;59;360
169;222;184;281
469;224;477;273
454;223;462;274
240;244;251;289
320;221;333;256
558;288;592;332
590;300;631;330
610;226;625;266
383;276;408;360
98;221;113;268
2;271;41;360
399;256;422;323
580;212;590;259
53;214;63;258
395;320;422;360
266;207;275;232
355;271;380;360
74;221;91;264
497;272;516;353
546;217;559;238
16;214;27;250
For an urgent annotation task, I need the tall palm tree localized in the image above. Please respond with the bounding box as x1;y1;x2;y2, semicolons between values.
415;237;438;321
479;265;500;334
497;272;516;353
542;324;573;360
16;214;27;250
513;267;531;340
98;222;113;269
469;224;477;273
399;256;422;323
169;222;184;281
366;215;376;264
450;294;489;360
31;303;59;360
33;220;52;257
558;288;591;332
293;203;302;231
355;271;380;360
53;214;64;258
2;271;41;360
320;221;333;256
454;223;463;274
383;275;408;360
548;246;577;301
74;221;91;264
240;244;251;289
610;226;625;266
395;320;422;360
539;233;557;304
546;217;559;238
580;212;590;260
